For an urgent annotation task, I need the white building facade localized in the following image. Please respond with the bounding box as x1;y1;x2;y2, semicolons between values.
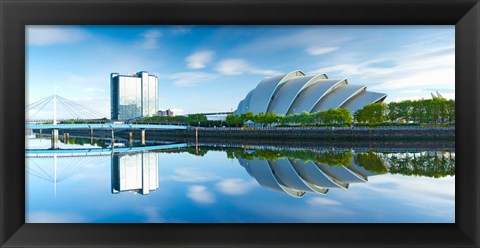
111;71;158;120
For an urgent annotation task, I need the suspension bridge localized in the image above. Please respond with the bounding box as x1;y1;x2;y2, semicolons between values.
26;94;186;149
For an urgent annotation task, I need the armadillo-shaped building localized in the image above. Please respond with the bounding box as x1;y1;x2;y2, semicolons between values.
235;70;387;115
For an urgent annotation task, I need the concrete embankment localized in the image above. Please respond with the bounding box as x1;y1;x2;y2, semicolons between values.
145;126;455;141
39;126;454;150
44;126;454;144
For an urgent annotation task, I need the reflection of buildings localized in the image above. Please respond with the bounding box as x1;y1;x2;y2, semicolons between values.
111;152;159;195
238;157;381;198
110;71;159;120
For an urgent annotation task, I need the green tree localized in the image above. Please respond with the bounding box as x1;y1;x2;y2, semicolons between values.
187;114;207;125
354;103;386;124
264;112;277;127
255;112;266;126
226;114;242;127
240;112;255;123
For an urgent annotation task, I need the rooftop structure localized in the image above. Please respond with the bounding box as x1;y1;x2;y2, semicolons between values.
235;70;387;115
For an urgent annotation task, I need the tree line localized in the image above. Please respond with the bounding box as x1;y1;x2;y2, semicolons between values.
226;98;455;127
226;108;352;127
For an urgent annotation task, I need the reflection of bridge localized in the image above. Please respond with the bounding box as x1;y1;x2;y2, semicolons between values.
25;143;187;155
25;143;187;197
239;157;380;198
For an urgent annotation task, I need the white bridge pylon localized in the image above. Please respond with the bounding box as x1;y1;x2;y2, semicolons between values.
25;93;109;123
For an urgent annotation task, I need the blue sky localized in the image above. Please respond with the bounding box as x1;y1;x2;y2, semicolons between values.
26;25;455;117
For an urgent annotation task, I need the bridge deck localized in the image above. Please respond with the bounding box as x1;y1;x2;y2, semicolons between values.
25;123;187;130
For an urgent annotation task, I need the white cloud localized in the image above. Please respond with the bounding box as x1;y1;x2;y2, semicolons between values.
27;211;88;223
141;29;162;49
235;29;351;54
307;197;341;206
27;26;89;46
216;178;257;195
305;46;339;56
311;45;455;100
186;50;215;69
215;59;280;76
170;168;218;182
187;185;216;204
215;59;250;75
170;72;219;87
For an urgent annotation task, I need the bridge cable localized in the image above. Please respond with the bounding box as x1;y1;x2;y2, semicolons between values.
25;95;53;112
57;95;108;119
28;96;54;120
56;96;82;120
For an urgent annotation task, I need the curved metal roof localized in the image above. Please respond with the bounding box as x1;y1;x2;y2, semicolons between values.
311;84;366;113
248;70;305;114
235;70;387;117
236;99;245;114
316;163;367;183
267;74;328;114
247;158;305;197
290;159;348;189
287;79;347;114
340;91;388;115
269;159;327;194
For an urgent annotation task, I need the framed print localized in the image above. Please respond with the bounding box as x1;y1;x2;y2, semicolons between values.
1;0;479;247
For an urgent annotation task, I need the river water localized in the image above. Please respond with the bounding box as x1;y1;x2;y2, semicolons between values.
25;136;455;223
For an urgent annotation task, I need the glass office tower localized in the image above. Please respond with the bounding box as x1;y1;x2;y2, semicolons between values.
111;71;158;120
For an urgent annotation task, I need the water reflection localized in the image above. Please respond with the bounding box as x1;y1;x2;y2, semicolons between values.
25;137;455;223
111;152;159;195
234;149;454;197
26;140;455;198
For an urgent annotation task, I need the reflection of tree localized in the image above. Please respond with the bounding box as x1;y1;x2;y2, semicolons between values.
317;151;352;166
63;136;110;148
225;148;352;166
185;146;208;156
355;151;388;174
387;152;455;178
159;146;455;178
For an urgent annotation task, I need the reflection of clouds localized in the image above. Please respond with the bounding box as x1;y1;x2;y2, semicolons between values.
142;206;165;223
353;174;455;220
307;197;341;206
242;201;356;223
216;178;257;195
170;168;218;182
27;211;88;223
187;185;216;204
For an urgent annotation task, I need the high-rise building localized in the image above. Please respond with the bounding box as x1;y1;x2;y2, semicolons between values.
110;71;158;120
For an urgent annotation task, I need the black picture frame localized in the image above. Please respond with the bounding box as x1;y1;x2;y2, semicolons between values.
1;0;479;247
